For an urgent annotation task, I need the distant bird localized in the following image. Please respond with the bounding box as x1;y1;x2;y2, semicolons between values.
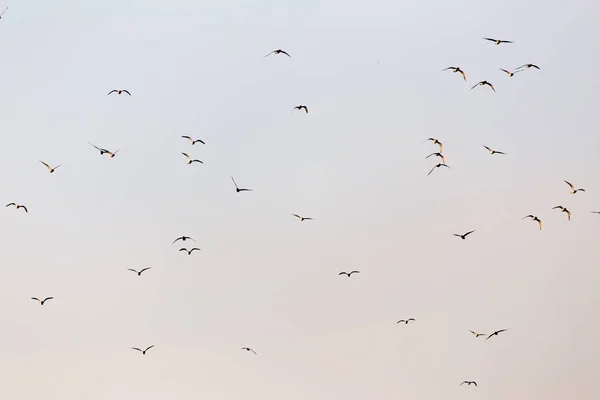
231;176;252;193
515;63;540;70
0;6;8;19
89;142;119;157
522;215;542;230
442;66;467;81
107;89;131;96
291;214;313;222
40;161;61;173
471;81;495;92
499;68;521;77
293;105;309;114
127;267;151;276
453;230;475;240
265;49;291;58
172;236;195;244
427;163;450;177
427;138;443;152
552;206;571;221
564;180;585;194
6;203;27;212
592;211;600;214
483;37;513;45
482;145;506;155
132;345;154;355
486;329;508;340
241;347;257;355
181;136;205;145
461;381;477;387
339;271;360;277
31;297;53;305
426;152;446;164
396;318;415;324
182;152;203;164
469;330;487;338
179;247;201;255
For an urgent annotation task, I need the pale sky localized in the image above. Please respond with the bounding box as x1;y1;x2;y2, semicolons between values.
0;0;599;399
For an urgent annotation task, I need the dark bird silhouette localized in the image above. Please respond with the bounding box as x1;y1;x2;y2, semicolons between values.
499;68;522;77
471;81;495;92
552;206;571;221
181;136;205;145
426;152;446;164
40;161;61;173
564;180;585;194
6;203;27;212
89;142;119;157
293;105;309;114
442;66;467;81
515;63;540;70
483;37;513;45
291;214;313;222
486;329;508;340
179;247;201;255
461;381;477;387
128;267;152;276
0;6;8;19
453;230;475;240
339;271;360;277
107;89;131;96
182;153;203;164
427;138;443;152
31;297;53;305
482;145;506;155
231;176;252;193
396;318;415;324
241;347;257;355
132;345;154;354
172;236;195;244
427;163;450;177
469;330;487;338
522;215;542;230
591;211;600;214
265;49;291;58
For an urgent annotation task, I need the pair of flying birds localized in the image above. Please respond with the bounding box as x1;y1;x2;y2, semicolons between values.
172;236;200;255
469;329;509;340
181;136;205;164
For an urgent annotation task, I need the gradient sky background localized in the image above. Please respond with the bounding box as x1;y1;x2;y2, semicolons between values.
0;0;599;399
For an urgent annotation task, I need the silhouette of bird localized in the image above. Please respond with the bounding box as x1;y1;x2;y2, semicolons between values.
40;161;61;173
453;230;475;240
564;180;585;194
265;49;291;58
0;6;8;19
128;267;151;276
291;214;313;221
339;271;360;277
469;330;487;338
427;163;450;177
31;297;53;305
172;236;195;244
427;138;443;152
231;176;252;193
552;206;571;221
107;89;131;96
181;136;205;145
179;247;201;255
483;37;513;45
482;145;506;155
293;105;309;114
515;63;540;70
461;381;477;387
426;152;446;164
522;215;542;230
591;211;600;214
396;318;415;324
486;329;508;340
132;345;154;354
499;68;521;77
241;347;257;355
6;203;27;212
89;142;119;157
182;153;203;164
442;66;467;81
471;81;495;92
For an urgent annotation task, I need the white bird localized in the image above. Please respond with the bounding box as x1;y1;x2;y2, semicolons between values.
564;180;585;194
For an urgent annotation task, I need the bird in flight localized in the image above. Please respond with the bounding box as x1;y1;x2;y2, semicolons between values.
182;152;203;164
89;143;119;157
31;297;53;305
265;49;291;58
181;136;205;145
0;6;8;19
427;138;443;152
172;236;195;244
427;163;450;177
339;271;360;277
241;347;257;355
522;215;542;230
442;66;467;81
107;89;131;96
552;206;571;221
179;247;201;255
293;105;309;114
515;63;540;71
291;214;313;222
471;81;495;92
483;37;513;45
426;152;446;164
6;203;27;212
564;180;585;194
40;161;61;173
397;318;415;324
461;381;477;387
453;230;475;240
128;267;152;276
499;68;522;77
482;145;506;155
469;330;487;338
486;329;508;340
231;176;252;193
592;211;600;214
132;345;154;355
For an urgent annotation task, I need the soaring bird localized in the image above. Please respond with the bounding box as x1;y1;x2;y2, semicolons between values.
486;329;508;340
31;297;53;305
127;267;152;276
564;180;585;194
552;206;571;221
461;381;477;387
339;271;360;277
483;37;513;45
522;215;542;230
482;145;506;155
515;63;540;70
453;230;475;240
427;163;450;177
291;214;313;221
469;330;487;338
182;152;203;164
0;6;8;19
107;89;131;96
241;347;257;355
132;345;154;354
471;81;495;92
396;318;415;324
426;152;446;164
172;236;195;244
442;66;467;81
181;136;205;145
293;105;309;114
265;49;291;58
89;142;119;157
231;176;252;193
6;203;27;212
179;247;201;255
40;161;61;173
427;138;443;152
499;68;522;77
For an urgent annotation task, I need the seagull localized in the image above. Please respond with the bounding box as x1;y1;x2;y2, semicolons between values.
31;297;53;305
172;236;195;244
179;247;201;255
127;267;152;276
552;206;571;221
339;271;360;277
265;49;291;58
291;214;313;222
427;163;450;177
471;81;495;92
396;318;415;324
564;180;585;194
107;89;131;96
483;37;513;45
486;329;508;340
241;347;257;355
0;6;8;19
442;66;467;81
426;152;446;164
515;63;540;70
231;176;252;193
499;68;522;77
293;105;309;114
181;136;205;145
453;230;475;240
461;381;477;387
89;142;119;157
182;152;203;164
132;345;154;355
469;330;487;338
427;138;443;152
482;145;506;155
522;215;542;230
6;203;27;212
40;161;61;173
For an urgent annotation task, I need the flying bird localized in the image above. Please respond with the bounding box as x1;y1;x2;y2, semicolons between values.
396;318;415;324
89;142;119;157
339;271;360;277
461;381;477;387
107;89;131;96
241;347;257;355
231;176;252;193
486;329;508;340
515;63;540;70
453;230;475;240
592;211;600;214
182;152;203;164
291;214;313;221
522;215;542;230
469;330;487;338
442;66;467;81
483;37;513;45
172;236;195;244
552;206;571;221
426;152;446;164
265;49;291;58
0;6;8;19
499;68;522;77
181;136;205;145
471;81;495;92
132;345;154;354
427;138;443;152
293;105;309;114
31;297;53;305
127;267;152;276
6;203;27;212
40;161;61;173
179;247;201;255
427;163;450;177
564;180;585;194
482;145;506;155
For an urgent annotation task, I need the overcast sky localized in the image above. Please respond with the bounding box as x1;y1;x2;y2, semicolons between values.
0;0;599;399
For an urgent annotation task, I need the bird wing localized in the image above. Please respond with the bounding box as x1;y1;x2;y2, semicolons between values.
182;152;190;160
20;206;28;212
496;329;508;334
566;210;571;220
464;230;475;236
132;347;142;352
43;297;53;302
238;188;252;192
482;37;496;42
31;297;40;302
193;139;205;144
522;215;534;219
338;272;348;276
179;248;187;252
469;330;477;335
349;271;360;275
461;381;467;385
6;203;15;207
139;267;151;274
231;176;238;188
144;345;155;352
172;237;182;244
470;82;480;90
427;165;437;176
425;153;436;159
538;219;543;230
40;161;51;170
397;320;405;324
459;70;467;81
500;40;513;43
123;90;131;95
264;50;276;57
89;142;103;151
280;50;291;57
473;382;477;386
441;67;453;71
486;82;496;91
107;90;117;95
127;268;138;273
495;151;506;154
291;214;302;219
552;206;562;210
190;248;201;252
499;69;511;75
407;318;415;321
453;234;462;237
564;180;574;190
482;145;492;152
